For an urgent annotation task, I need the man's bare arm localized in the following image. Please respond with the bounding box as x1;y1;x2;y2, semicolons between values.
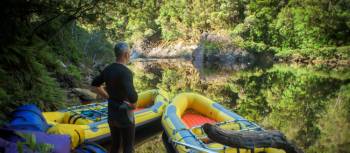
91;73;109;99
93;86;109;99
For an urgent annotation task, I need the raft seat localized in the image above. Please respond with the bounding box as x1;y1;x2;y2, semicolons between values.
181;112;216;128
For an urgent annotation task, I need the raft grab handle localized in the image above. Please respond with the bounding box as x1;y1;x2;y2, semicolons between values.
172;140;217;153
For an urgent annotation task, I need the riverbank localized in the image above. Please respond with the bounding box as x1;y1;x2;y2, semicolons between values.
132;32;350;70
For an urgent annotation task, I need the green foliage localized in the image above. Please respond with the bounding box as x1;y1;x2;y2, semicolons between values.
0;5;114;120
133;64;237;107
97;0;350;53
156;0;187;40
132;66;160;92
132;62;349;152
274;0;350;48
16;133;53;153
230;69;271;121
203;83;238;108
1;1;350;152
276;45;350;60
307;84;350;153
230;0;350;57
157;69;188;99
0;36;67;119
125;1;160;41
3;0;350;60
156;0;247;40
229;64;348;149
243;41;277;53
202;41;223;54
67;64;82;81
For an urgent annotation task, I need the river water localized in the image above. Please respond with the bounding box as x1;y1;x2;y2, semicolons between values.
131;57;350;153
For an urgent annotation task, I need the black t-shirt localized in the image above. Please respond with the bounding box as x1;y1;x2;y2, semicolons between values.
91;63;138;103
92;63;138;125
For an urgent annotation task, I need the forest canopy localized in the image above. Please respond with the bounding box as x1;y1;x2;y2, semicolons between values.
1;0;349;120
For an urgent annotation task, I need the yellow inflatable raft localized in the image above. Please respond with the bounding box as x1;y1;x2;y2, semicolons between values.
43;89;168;148
162;93;286;153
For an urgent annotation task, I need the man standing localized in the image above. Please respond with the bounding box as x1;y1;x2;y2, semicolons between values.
91;42;138;153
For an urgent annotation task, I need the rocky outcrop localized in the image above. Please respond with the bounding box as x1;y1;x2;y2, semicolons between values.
132;39;197;58
204;48;255;71
193;33;255;71
132;32;270;72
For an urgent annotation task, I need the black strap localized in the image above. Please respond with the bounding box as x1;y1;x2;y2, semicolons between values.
67;114;75;124
74;129;82;144
250;148;254;153
72;116;83;124
69;114;79;124
86;142;107;152
81;145;97;153
79;142;107;153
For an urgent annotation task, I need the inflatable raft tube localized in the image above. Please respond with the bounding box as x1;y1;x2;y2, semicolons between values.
74;142;107;153
44;89;168;148
9;104;49;132
162;93;286;153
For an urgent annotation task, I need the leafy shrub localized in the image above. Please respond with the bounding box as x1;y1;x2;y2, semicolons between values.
243;41;277;53
16;133;53;153
276;45;350;60
67;64;82;81
133;69;160;92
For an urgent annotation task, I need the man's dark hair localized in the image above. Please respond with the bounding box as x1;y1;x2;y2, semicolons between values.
114;42;129;59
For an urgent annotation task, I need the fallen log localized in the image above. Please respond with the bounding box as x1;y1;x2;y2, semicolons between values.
202;123;303;153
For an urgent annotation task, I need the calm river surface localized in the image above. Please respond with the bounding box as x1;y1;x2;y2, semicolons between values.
130;58;350;153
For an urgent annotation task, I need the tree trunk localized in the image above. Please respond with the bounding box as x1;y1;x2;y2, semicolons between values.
202;123;303;153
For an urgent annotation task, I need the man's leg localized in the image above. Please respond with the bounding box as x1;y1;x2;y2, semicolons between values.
109;123;121;153
121;124;135;153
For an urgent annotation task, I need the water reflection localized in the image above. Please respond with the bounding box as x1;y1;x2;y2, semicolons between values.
223;63;350;151
132;57;350;152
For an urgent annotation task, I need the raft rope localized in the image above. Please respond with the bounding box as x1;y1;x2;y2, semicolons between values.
171;126;221;152
171;128;212;152
172;140;217;153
